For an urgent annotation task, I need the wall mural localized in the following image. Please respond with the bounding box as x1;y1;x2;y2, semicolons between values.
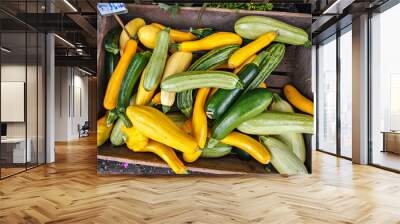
97;3;314;175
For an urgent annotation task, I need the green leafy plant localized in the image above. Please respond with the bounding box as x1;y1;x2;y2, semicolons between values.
157;3;181;19
206;3;273;11
157;3;273;19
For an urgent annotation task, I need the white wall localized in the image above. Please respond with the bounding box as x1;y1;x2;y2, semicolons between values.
1;63;46;164
54;66;89;141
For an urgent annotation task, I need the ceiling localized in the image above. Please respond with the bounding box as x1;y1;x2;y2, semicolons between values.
0;0;98;73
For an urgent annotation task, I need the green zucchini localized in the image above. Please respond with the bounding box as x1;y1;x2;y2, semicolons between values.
243;43;285;93
161;71;242;92
232;147;251;161
166;112;187;128
107;52;151;128
105;52;119;79
270;94;306;162
177;90;194;118
201;143;232;158
237;111;314;135
104;27;122;55
260;136;308;175
177;45;239;117
110;118;125;146
234;16;310;47
118;51;151;112
205;51;268;120
208;89;273;147
143;28;170;91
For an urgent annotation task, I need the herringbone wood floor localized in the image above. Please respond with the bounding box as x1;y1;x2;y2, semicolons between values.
1;136;400;224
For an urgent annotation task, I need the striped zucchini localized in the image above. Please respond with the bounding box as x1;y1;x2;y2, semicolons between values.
110;118;125;146
177;45;239;117
243;43;285;94
189;45;240;71
234;16;310;47
270;93;306;162
161;71;242;92
260;136;308;175
143;28;170;91
177;91;194;117
237;111;314;135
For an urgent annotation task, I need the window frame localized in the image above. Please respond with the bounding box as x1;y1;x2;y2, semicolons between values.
315;24;353;161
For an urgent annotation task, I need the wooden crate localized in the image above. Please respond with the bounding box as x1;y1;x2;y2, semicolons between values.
97;4;312;175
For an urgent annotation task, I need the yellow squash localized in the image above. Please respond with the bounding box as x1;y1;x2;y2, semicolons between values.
161;52;193;111
233;54;257;74
136;68;157;105
192;88;210;149
174;32;242;52
151;23;197;42
209;88;219;97
283;84;314;115
135;140;188;174
138;25;162;49
97;115;113;147
259;82;267;88
181;119;201;163
181;119;192;135
221;132;270;164
183;150;202;163
215;63;231;70
229;31;277;68
126;105;199;154
104;39;137;110
120;18;145;55
151;92;161;105
121;124;149;151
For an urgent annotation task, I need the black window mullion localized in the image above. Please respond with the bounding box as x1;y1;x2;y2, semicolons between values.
316;44;320;151
36;0;39;168
336;30;341;157
25;0;28;171
0;18;2;179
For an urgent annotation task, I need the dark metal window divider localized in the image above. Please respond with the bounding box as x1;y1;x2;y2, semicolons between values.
336;28;341;158
25;0;28;172
0;19;2;179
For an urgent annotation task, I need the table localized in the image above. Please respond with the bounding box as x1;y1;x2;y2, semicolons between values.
1;138;31;163
382;131;400;154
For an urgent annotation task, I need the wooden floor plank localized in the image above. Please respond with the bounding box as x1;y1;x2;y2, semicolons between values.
0;135;400;223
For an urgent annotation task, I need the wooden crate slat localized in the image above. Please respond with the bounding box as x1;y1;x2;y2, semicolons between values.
98;144;267;175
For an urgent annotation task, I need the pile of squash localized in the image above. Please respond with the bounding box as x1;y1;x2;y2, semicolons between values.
98;15;314;175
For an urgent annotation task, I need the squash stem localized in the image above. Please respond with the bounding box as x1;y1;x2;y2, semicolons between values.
119;113;133;128
207;138;219;148
304;40;312;48
106;109;118;127
162;105;170;113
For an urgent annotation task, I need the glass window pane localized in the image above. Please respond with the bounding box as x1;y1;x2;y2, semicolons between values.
339;28;352;158
371;4;400;171
317;36;337;154
27;31;38;169
1;31;27;177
